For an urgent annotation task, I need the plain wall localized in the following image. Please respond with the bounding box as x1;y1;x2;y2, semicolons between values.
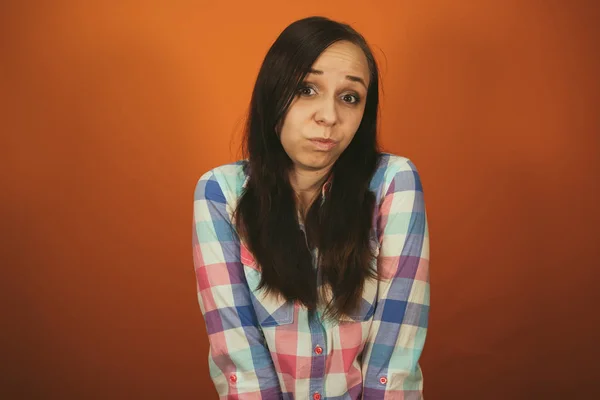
1;1;599;399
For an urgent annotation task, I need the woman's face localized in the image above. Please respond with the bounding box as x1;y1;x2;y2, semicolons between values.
279;40;370;173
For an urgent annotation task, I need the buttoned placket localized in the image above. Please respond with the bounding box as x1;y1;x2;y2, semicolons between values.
243;170;333;398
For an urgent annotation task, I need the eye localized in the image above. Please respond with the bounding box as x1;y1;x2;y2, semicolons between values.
298;85;316;97
341;93;360;104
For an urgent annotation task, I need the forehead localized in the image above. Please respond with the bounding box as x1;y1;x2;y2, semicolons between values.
310;41;370;83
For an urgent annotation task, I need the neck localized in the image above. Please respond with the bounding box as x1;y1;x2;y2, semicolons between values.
289;167;330;218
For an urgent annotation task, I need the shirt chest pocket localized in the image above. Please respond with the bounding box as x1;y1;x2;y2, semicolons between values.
336;278;378;323
240;242;295;327
240;239;380;326
336;238;380;323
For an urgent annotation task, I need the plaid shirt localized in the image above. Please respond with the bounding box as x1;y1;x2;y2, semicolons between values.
192;153;430;399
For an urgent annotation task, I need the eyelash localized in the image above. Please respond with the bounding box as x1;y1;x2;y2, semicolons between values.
297;84;361;105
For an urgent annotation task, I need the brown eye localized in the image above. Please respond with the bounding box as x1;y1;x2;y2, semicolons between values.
298;86;316;96
342;94;359;104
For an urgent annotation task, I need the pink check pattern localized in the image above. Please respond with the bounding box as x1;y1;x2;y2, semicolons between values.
192;153;430;399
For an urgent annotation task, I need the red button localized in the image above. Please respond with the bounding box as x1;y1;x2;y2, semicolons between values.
314;345;323;355
313;393;321;400
379;376;387;384
229;374;237;383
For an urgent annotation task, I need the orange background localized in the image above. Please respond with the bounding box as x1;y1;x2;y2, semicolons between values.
1;1;599;399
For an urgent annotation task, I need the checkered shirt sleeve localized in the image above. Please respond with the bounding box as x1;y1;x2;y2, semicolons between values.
361;159;430;399
193;171;282;399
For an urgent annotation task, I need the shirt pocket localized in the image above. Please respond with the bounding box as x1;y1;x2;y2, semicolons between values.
240;242;295;327
337;236;380;323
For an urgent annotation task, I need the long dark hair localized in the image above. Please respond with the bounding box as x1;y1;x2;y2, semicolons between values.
234;16;382;321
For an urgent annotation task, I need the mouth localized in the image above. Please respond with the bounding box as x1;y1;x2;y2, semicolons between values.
309;138;337;151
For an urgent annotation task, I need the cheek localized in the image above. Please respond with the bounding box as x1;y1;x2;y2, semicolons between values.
279;106;306;143
340;108;365;141
350;105;366;127
338;132;357;153
278;119;300;157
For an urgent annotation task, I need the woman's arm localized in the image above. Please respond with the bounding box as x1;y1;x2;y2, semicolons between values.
193;170;282;399
361;159;430;399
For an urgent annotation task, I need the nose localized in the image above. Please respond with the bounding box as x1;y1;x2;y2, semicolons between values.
314;96;337;126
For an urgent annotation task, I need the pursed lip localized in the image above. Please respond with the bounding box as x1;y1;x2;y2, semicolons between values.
309;138;337;144
309;138;338;151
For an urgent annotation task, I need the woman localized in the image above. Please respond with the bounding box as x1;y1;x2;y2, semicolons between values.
192;16;430;399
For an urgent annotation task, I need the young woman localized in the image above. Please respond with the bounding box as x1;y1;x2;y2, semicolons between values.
193;16;430;399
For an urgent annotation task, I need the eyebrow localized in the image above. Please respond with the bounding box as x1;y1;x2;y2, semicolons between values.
308;68;368;89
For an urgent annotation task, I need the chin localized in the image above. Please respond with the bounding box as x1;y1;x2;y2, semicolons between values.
299;155;336;171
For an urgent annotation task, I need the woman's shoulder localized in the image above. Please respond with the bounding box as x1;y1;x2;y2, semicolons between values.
371;152;417;191
194;160;249;202
376;152;413;171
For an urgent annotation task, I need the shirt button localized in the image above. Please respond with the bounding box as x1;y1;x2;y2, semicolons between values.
229;374;237;383
314;345;323;355
313;393;321;400
379;376;387;384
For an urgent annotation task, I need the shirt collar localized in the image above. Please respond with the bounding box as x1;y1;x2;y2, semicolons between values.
242;170;334;203
242;173;333;201
320;172;334;203
242;170;333;228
